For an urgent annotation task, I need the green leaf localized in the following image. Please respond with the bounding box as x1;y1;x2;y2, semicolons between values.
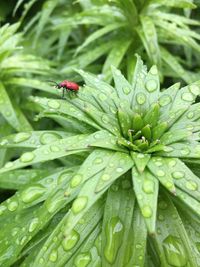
148;157;176;194
153;0;196;9
0;169;49;190
30;96;100;131
151;192;198;266
5;78;59;95
161;47;192;84
0;82;31;131
112;66;134;104
132;167;158;233
33;0;59;46
95;152;133;192
131;152;150;173
0;131;110;173
102;39;132;82
76;23;125;54
0;131;72;149
158;141;200;158
101;178;135;266
76;69;116;95
139;16;161;66
128;204;147;267
33;175;105;267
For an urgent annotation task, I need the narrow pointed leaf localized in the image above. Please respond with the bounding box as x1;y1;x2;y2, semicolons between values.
95;152;133;193
132;167;158;233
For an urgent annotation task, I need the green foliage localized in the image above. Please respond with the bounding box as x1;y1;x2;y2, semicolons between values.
0;1;200;266
14;0;200;83
0;57;200;266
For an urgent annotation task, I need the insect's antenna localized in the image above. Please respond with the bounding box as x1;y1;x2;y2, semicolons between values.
46;80;59;87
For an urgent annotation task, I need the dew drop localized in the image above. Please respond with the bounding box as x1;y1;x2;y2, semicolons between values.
168;159;177;167
70;174;83;188
158;200;168;210
181;92;194;102
185;181;198;191
28;217;39;232
11;227;19;236
20;152;35;163
111;184;119;192
163;235;187;267
116;167;123;173
99;93;107;101
39;258;44;264
46;196;62;213
14;132;31;143
163;146;174;152
7;201;18;211
72;196;88;214
159;95;171;107
62;229;80;251
101;115;109;124
123;87;131;95
156;170;165;177
101;174;110;181
189;84;200;96
104;216;124;264
49;250;58;262
172;171;185;179
21;185;45;203
180;147;190;156
74;252;91;267
93;157;103;164
165;182;174;190
187;111;194;119
40;132;61;145
50;145;60;152
0;205;7;215
150;66;158;75
141;205;152;218
155;161;163;167
136;93;146;105
20;236;27;245
48;100;60;109
145;79;157;92
142;180;154;194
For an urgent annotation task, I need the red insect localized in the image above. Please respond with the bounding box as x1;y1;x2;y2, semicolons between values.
48;80;79;98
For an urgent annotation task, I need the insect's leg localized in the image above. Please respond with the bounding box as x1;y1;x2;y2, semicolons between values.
62;88;65;98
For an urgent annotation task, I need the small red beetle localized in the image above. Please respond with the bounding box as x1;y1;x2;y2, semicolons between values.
48;80;79;98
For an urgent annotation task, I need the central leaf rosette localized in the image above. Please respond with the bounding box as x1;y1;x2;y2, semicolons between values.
117;103;162;153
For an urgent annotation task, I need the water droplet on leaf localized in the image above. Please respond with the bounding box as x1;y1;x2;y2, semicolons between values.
48;100;60;109
20;152;35;163
40;132;61;145
62;229;80;251
72;196;88;214
14;132;31;143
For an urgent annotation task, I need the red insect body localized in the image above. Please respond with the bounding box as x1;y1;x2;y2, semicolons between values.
59;80;79;91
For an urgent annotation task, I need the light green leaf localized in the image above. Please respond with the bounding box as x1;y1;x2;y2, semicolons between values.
132;167;158;233
101;178;135;266
148;157;176;194
102;39;132;82
131;152;150;173
0;82;31;131
95;152;133;192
